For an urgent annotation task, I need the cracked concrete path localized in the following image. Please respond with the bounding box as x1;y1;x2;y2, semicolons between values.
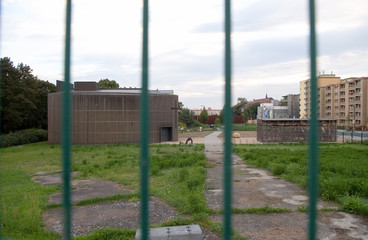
43;197;178;236
32;171;132;204
34;170;220;239
204;131;368;240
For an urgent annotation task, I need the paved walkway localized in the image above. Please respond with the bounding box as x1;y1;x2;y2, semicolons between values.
204;131;368;240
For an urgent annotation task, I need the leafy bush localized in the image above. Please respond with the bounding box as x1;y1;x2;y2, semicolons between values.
1;129;47;147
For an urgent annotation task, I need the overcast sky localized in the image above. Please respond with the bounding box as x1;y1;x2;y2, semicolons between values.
1;0;368;109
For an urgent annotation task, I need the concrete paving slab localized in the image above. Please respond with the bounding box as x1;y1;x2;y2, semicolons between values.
135;224;202;240
204;131;366;239
49;180;133;204
43;197;178;236
211;212;368;240
32;172;79;185
205;131;337;210
35;170;62;175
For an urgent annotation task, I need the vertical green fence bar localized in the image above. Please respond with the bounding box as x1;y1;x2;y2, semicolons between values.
62;0;73;239
223;0;233;239
308;0;319;239
140;0;150;239
0;0;2;238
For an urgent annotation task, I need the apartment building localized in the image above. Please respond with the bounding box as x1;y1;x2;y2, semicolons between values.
299;74;341;118
281;94;300;118
323;77;368;128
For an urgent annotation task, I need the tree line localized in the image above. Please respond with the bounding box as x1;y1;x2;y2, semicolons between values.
0;57;56;134
178;98;260;128
0;57;119;134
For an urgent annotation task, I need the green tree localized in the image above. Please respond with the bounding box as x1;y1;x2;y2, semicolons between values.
179;108;195;128
98;78;119;88
199;107;209;123
0;57;56;133
233;97;248;115
247;102;261;120
178;102;184;111
215;117;221;125
242;110;249;124
219;108;224;124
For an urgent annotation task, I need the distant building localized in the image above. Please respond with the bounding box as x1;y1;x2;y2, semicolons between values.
281;94;300;118
320;77;368;129
257;118;337;142
48;81;178;144
246;96;274;109
299;73;341;118
257;100;288;119
192;107;221;116
300;74;368;128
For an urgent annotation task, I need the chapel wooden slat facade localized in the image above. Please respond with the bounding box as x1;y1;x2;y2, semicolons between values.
48;82;178;144
257;118;337;143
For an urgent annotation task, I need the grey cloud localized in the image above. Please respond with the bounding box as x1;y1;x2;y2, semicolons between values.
234;35;308;70
319;24;368;56
193;0;307;33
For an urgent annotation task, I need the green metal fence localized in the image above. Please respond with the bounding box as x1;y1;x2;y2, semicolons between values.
0;0;320;239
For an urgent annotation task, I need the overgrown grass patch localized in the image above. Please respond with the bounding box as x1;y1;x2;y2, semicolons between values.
232;206;291;214
234;143;368;216
150;144;208;214
74;193;139;207
0;168;61;239
0;142;208;239
232;124;257;131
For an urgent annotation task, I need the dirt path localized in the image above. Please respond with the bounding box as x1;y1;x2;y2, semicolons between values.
204;131;368;240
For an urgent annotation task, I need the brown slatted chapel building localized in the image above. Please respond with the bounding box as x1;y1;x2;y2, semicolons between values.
48;81;178;144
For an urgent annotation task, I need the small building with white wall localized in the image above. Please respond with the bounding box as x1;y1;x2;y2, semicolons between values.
257;100;289;119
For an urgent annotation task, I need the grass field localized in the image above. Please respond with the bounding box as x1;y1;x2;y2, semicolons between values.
2;140;367;239
234;143;368;216
232;124;257;131
0;142;210;239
